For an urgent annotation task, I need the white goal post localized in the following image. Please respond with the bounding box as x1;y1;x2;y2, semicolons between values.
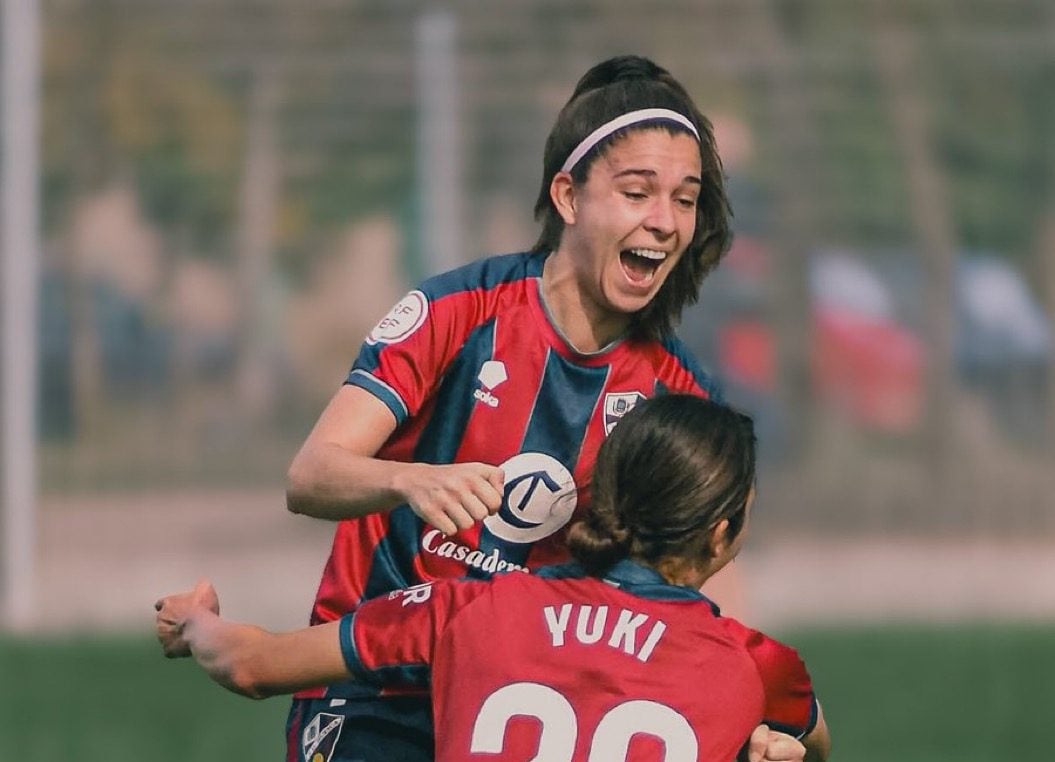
2;0;41;630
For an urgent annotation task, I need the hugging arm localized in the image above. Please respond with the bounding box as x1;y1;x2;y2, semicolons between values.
155;580;350;699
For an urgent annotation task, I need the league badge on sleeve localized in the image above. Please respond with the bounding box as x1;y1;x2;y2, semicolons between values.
603;392;647;435
366;290;428;345
302;712;344;762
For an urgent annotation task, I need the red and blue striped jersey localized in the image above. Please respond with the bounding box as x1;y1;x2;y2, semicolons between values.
340;561;818;762
304;251;718;698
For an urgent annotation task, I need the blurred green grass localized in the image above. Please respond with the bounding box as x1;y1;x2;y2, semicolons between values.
2;623;1052;760
787;623;1055;761
0;632;289;759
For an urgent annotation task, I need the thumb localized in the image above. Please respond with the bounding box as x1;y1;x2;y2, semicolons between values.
747;724;769;762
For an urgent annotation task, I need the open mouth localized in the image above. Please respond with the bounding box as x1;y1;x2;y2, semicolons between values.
619;248;667;286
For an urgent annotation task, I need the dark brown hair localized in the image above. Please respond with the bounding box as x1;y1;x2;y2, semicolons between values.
532;55;733;341
568;394;756;576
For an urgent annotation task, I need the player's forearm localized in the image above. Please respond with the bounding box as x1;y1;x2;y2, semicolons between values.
286;441;412;520
184;612;351;699
182;610;276;699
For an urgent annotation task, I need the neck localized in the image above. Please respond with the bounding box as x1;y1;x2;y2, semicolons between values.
541;252;630;353
651;555;715;590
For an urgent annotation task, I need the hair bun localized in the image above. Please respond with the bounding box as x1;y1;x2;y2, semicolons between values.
573;55;669;97
605;55;665;82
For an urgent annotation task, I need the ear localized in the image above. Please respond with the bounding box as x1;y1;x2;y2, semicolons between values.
707;518;731;558
550;171;578;225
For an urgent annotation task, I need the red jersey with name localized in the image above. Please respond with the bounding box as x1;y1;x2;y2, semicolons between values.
340;561;818;762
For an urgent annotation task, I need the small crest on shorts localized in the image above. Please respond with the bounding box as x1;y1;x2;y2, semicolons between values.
603;392;646;435
302;712;344;762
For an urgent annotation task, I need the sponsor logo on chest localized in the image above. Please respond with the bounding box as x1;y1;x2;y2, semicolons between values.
419;452;579;572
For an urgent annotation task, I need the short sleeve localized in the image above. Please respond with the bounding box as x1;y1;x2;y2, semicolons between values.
339;578;489;689
347;277;485;424
742;628;819;738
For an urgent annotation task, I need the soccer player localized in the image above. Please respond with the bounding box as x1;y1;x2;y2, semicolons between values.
158;396;829;761
282;55;769;760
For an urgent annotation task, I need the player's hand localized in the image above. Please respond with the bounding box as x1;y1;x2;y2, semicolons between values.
393;462;505;535
154;579;220;658
740;724;806;762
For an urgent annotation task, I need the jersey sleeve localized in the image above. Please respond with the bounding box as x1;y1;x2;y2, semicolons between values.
742;628;819;739
337;578;489;689
345;278;488;425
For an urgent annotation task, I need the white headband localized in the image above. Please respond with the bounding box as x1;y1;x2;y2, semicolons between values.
560;108;700;174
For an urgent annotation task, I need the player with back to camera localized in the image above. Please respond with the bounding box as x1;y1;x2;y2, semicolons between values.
281;54;799;761
158;396;830;761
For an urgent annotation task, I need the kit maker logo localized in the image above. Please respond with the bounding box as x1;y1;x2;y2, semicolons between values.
473;360;508;408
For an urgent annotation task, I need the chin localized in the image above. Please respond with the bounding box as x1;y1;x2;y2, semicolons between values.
606;291;656;317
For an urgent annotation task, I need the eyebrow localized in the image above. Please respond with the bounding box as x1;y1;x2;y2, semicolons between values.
613;168;702;186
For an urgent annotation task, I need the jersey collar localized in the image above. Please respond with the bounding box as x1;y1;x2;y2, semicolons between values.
539;559;721;614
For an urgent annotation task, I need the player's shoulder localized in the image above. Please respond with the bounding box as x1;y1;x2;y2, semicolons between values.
420;574;498;612
429;572;556;626
638;333;723;400
418;250;546;302
717;615;817;737
717;615;806;673
479;565;592;601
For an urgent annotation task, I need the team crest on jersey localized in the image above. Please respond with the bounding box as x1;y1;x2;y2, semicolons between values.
366;290;428;345
302;712;344;762
603;392;647;435
483;452;578;544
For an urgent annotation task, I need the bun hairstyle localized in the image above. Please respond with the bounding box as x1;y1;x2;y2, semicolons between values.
532;55;733;340
567;394;756;576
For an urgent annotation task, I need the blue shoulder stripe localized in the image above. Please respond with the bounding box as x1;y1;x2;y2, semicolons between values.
339;613;368;681
346;369;409;425
660;334;723;402
535;562;589;580
420;251;545;300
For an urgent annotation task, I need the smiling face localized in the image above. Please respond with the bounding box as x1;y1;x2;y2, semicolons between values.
550;128;702;322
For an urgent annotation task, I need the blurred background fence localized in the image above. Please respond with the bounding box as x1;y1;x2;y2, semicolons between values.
2;0;1055;628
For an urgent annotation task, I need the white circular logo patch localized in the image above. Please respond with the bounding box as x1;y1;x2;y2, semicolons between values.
367;290;428;345
484;452;578;544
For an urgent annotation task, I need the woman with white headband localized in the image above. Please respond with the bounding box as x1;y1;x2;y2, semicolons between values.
279;55;796;762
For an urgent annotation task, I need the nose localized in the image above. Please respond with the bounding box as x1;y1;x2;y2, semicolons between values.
643;197;676;238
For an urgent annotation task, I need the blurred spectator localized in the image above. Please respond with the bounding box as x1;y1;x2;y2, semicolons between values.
809;252;924;434
956;255;1052;444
